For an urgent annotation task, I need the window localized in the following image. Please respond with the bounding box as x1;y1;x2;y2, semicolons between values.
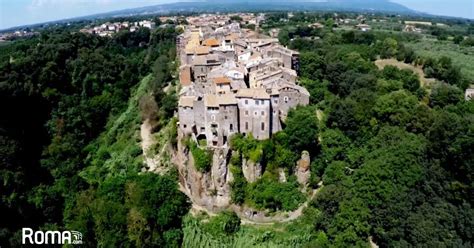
261;122;265;131
245;99;248;105
225;115;228;120
245;122;249;130
261;111;265;116
261;100;264;105
274;99;278;104
254;111;257;116
183;124;187;128
255;100;259;105
245;110;249;116
230;124;233;131
284;96;289;103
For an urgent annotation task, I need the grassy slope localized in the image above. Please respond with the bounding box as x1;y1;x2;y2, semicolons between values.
80;75;153;183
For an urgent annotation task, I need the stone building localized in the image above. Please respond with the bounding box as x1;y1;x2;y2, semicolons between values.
264;45;300;72
178;20;310;148
236;88;271;140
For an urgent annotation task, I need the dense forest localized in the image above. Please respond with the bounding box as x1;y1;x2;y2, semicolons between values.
1;12;473;247
275;14;473;246
0;25;190;247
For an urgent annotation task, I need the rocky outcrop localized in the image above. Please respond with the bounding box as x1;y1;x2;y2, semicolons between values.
278;168;287;183
210;148;232;206
242;158;262;183
171;133;310;213
172;135;232;211
295;151;311;185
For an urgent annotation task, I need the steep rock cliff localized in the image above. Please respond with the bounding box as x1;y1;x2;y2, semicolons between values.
241;158;262;183
172;136;232;211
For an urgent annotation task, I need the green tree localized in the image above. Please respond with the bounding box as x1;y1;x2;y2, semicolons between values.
453;35;464;44
429;82;463;108
380;38;398;58
373;90;418;126
284;106;319;153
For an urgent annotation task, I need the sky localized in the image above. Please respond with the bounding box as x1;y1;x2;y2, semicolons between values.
0;0;473;30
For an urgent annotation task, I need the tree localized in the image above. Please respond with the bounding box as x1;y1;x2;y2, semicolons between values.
424;56;462;86
453;35;464;44
380;38;398;58
300;52;325;81
373;90;418;126
160;88;178;120
461;36;474;46
429;82;463;108
319;129;351;165
230;15;243;22
284;106;319;153
328;98;359;138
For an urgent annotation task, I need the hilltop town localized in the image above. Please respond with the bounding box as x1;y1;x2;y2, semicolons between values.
177;14;309;148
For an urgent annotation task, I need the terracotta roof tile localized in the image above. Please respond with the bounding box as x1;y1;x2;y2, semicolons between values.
179;66;192;86
213;76;231;84
203;38;220;47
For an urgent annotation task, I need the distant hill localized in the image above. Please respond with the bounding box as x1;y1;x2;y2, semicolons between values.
85;0;419;19
1;0;423;31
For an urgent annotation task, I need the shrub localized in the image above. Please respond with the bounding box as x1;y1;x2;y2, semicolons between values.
246;176;305;211
190;143;212;172
230;165;247;204
230;133;263;163
201;211;241;238
168;117;178;148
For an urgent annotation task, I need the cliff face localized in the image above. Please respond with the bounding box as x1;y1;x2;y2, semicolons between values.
172;137;232;211
171;134;310;211
241;158;262;183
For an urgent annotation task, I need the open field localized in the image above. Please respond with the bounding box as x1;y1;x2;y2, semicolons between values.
375;58;436;86
405;38;474;83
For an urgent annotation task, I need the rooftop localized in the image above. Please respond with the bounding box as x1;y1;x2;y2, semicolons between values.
213;76;231;84
217;94;238;105
203;38;220;47
204;95;219;107
236;88;270;99
179;96;196;107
